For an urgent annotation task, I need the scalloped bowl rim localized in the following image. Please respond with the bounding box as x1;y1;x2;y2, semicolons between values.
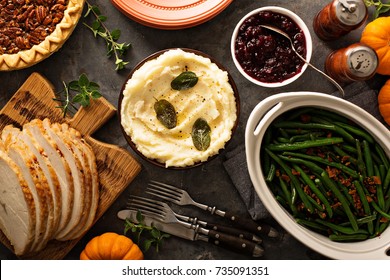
231;6;313;88
245;92;390;259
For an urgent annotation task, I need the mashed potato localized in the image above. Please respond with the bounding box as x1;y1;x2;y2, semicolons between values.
120;49;237;168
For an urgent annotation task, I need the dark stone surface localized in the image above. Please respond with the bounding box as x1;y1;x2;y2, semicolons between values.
0;0;386;260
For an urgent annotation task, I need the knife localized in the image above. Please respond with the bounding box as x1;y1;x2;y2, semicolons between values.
118;209;264;257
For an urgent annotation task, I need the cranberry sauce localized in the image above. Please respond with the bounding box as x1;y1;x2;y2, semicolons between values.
234;11;306;83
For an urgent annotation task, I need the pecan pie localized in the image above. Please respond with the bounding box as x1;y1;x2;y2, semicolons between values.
0;0;84;71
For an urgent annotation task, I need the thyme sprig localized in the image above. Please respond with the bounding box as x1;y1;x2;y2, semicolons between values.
54;73;102;117
124;211;170;252
83;1;131;70
365;0;390;18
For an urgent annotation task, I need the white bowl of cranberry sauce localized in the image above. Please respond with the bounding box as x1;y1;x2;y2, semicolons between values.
231;6;313;87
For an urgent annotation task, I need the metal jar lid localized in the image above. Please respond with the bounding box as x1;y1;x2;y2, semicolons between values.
336;0;367;26
346;44;378;78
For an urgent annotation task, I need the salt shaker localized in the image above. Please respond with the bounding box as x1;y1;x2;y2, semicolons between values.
325;43;378;84
313;0;368;40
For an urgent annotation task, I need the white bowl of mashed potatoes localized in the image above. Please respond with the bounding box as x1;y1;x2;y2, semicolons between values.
119;48;240;168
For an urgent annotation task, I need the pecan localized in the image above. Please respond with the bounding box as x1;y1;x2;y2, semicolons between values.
36;6;47;24
0;0;69;54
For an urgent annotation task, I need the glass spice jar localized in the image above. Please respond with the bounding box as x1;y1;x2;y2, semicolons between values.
313;0;368;40
325;43;378;84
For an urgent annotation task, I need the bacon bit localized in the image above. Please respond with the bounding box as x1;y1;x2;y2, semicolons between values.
373;176;381;184
292;169;300;176
275;169;280;177
340;177;352;187
281;174;290;183
331;202;342;209
326;132;332;138
318;212;327;219
341;155;350;163
380;217;389;223
366;195;373;203
300;114;311;123
345;162;351;166
326;166;338;179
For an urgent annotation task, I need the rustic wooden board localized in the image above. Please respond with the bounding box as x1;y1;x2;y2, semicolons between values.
0;72;141;259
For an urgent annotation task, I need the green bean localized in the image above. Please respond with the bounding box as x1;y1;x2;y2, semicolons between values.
274;121;336;131
266;164;276;182
374;143;390;169
371;201;390;220
332;145;358;166
383;167;390;194
289;132;325;143
296;219;328;232
278;155;324;175
339;214;377;226
374;165;385;210
311;116;356;144
293;164;333;217
309;108;351;123
279;128;290;139
354;180;374;235
278;176;298;215
321;171;359;231
276;137;290;143
363;140;374;177
336;181;354;208
282;151;359;178
335;121;375;144
266;137;344;152
315;219;367;235
265;148;313;213
283;129;311;135
356;139;367;178
380;165;387;183
329;234;369;242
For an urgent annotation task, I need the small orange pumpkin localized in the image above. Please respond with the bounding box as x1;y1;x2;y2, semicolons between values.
378;79;390;126
80;232;144;260
360;16;390;75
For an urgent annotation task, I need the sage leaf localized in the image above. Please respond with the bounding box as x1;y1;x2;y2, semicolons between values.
191;118;211;151
154;99;177;129
171;71;198;90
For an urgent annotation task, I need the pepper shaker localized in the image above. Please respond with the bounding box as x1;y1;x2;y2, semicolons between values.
325;43;378;84
313;0;368;40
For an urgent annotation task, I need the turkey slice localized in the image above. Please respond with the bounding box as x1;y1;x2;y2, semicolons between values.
59;122;99;239
23;120;74;237
40;119;86;241
0;147;36;256
1;130;54;252
48;122;92;240
2;125;62;243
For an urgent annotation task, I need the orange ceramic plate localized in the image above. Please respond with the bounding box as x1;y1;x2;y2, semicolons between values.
111;0;233;30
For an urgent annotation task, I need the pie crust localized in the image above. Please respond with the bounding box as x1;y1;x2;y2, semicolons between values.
0;0;85;71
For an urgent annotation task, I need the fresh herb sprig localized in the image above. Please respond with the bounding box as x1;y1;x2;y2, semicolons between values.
124;211;170;252
54;73;102;117
365;0;390;18
84;1;131;70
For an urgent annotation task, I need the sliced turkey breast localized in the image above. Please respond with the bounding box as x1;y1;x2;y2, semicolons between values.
0;148;36;256
2;125;62;246
64;124;99;239
1;137;52;252
57;122;98;240
23;120;74;237
48;122;92;240
40;119;86;241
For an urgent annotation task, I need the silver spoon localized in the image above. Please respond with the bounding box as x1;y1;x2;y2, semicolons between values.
260;24;345;96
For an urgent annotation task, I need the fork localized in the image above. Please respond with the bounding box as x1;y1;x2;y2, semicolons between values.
128;196;262;243
128;195;264;257
147;180;279;238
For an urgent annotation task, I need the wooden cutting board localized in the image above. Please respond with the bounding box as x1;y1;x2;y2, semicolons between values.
0;72;141;259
